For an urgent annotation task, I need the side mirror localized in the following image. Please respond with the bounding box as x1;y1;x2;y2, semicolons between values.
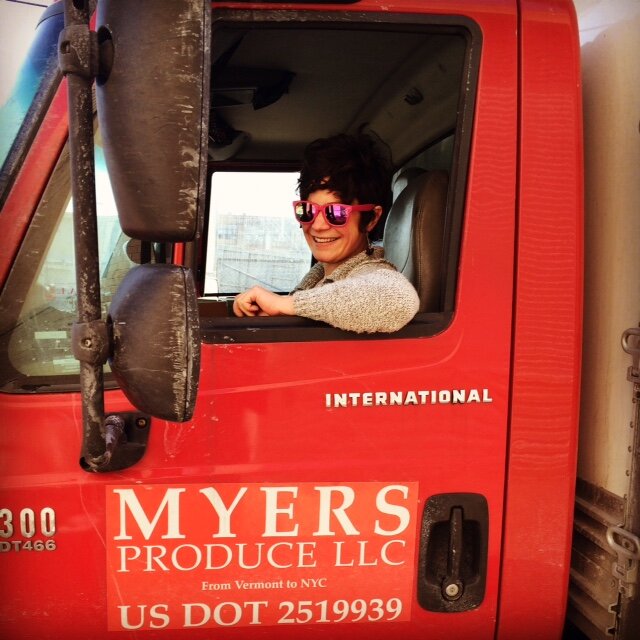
95;0;210;242
60;0;206;470
108;264;200;422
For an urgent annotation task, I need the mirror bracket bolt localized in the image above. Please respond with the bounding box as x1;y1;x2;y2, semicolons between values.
72;319;110;365
58;24;99;79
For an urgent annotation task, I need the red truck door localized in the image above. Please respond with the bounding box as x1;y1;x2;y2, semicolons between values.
180;4;517;638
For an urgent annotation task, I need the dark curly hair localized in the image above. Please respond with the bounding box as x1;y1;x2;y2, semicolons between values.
297;133;393;239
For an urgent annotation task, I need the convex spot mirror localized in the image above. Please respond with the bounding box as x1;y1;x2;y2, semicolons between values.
96;0;210;242
108;265;200;422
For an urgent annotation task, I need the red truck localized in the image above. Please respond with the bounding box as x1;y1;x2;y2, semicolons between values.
0;1;637;638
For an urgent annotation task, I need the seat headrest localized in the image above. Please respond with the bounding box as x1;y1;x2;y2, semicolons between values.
392;167;426;200
383;170;448;313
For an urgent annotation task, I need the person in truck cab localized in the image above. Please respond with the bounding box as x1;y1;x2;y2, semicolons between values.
232;133;420;333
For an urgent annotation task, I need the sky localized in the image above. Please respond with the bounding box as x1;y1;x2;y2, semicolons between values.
0;0;52;104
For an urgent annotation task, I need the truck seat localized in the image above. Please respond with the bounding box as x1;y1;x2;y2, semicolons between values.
383;170;448;313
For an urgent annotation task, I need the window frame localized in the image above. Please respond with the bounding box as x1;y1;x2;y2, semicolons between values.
199;10;481;344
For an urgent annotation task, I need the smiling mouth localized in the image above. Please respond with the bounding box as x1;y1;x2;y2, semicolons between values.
313;237;338;244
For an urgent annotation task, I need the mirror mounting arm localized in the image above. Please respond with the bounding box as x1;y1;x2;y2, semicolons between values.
59;0;117;472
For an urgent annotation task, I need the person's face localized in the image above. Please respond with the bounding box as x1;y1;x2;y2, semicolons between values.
301;189;381;275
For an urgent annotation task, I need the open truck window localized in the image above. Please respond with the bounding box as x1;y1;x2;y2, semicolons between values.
198;11;479;342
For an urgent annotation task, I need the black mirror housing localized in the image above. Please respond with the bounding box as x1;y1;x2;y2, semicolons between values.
96;0;210;242
108;264;201;422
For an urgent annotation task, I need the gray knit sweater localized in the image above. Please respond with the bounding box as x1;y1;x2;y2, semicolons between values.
291;248;420;333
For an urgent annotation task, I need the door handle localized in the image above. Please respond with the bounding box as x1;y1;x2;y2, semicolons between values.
442;506;464;601
417;493;488;612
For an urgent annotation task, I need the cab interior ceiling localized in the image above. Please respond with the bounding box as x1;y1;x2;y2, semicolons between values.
210;22;467;168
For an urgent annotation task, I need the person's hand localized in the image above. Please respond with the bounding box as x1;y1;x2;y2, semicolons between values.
233;286;295;317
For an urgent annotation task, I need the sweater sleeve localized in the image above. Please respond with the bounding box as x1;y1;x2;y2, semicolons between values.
292;263;420;333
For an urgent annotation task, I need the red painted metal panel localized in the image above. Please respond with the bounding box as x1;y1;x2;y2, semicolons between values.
0;1;553;638
497;1;583;638
0;82;68;287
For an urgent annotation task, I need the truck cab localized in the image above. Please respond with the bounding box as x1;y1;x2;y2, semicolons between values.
0;1;583;638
